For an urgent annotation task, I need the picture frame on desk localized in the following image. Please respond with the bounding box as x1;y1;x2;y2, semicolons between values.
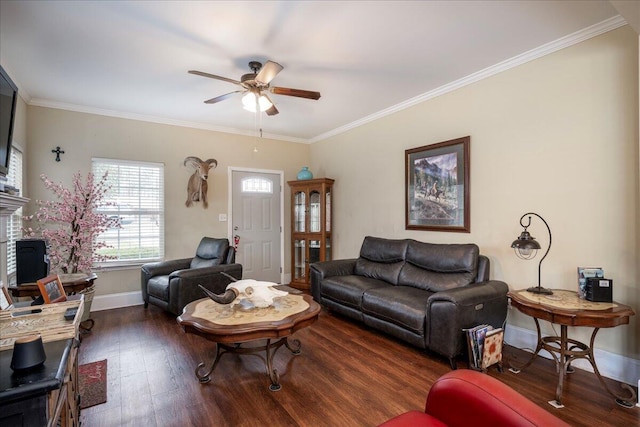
0;286;12;310
37;274;67;304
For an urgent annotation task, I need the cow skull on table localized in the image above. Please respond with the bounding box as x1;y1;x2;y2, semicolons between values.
200;279;288;309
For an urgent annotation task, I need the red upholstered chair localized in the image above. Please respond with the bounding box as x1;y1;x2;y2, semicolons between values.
379;369;570;427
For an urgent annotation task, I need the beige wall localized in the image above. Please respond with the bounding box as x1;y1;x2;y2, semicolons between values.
311;26;639;359
24;107;310;295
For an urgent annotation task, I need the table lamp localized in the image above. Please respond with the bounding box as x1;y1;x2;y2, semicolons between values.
511;212;553;295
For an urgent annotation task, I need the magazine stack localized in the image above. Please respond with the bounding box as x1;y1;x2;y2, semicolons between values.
464;324;504;372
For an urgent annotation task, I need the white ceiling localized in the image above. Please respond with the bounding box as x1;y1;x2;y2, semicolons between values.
0;1;628;143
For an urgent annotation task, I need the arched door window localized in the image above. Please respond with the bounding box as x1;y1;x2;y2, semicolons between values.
242;177;273;193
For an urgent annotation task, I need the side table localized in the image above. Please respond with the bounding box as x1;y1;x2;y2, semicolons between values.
8;273;97;332
507;289;636;408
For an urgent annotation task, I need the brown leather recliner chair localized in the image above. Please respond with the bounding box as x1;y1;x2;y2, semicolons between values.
141;237;242;315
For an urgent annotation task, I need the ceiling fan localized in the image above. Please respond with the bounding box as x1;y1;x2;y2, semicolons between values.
188;60;321;116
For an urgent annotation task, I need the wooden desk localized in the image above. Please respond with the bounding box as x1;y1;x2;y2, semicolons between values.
0;298;83;427
178;293;320;391
508;289;636;408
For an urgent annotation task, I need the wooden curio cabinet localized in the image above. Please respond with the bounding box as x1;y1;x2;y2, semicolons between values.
287;178;334;290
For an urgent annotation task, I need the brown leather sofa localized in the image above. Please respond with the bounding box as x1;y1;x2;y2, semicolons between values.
141;237;242;315
379;369;570;426
310;236;508;368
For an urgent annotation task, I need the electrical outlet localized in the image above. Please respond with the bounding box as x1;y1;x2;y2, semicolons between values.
218;214;227;222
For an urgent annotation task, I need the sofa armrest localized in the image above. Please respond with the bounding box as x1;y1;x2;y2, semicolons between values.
168;263;243;315
310;259;357;302
425;280;508;362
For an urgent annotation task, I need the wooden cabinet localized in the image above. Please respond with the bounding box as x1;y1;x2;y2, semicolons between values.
288;178;334;290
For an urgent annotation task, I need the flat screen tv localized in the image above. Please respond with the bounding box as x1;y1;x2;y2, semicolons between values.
0;65;18;178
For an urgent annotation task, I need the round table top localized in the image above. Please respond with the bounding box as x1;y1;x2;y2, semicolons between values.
177;293;321;343
508;289;635;328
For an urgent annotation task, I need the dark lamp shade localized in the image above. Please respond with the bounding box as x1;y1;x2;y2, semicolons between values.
511;231;541;260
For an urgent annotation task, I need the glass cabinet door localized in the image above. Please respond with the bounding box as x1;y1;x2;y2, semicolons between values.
309;240;321;264
309;190;321;232
326;187;331;232
294;191;306;232
294;239;306;280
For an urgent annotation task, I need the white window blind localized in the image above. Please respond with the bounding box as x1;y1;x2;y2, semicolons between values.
6;146;23;278
92;158;164;266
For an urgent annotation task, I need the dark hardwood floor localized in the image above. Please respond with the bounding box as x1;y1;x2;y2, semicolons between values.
79;304;639;427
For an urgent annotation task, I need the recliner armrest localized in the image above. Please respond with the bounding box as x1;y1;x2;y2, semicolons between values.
427;280;508;306
142;258;192;281
425;280;509;361
310;259;357;301
168;263;243;315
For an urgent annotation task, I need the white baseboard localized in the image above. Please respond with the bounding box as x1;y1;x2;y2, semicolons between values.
90;290;144;312
505;324;640;387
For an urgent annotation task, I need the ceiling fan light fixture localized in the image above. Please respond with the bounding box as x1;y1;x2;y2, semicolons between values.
242;91;273;113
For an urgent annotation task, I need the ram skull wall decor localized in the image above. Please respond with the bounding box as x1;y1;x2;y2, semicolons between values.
184;156;217;208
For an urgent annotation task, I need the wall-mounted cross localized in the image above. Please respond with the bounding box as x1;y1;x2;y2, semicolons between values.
51;146;65;162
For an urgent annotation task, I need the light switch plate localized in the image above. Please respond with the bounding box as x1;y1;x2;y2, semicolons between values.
218;214;227;222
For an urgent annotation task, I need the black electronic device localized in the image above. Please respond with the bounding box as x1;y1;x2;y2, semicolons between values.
16;239;49;284
585;277;613;303
64;307;78;321
0;64;18;178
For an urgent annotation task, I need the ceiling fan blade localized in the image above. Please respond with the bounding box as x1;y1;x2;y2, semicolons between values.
188;70;241;86
204;91;241;104
263;93;279;116
265;104;279;116
270;86;321;100
255;61;283;85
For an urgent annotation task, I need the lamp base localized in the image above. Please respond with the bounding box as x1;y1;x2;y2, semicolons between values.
526;286;553;295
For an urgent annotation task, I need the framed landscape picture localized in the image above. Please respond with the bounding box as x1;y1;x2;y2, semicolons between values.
405;136;470;232
37;274;67;304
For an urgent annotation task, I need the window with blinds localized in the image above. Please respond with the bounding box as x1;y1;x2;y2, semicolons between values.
92;158;164;266
6;146;23;279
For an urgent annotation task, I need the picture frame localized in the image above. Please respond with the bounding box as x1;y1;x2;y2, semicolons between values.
37;274;67;304
405;136;470;232
0;285;13;310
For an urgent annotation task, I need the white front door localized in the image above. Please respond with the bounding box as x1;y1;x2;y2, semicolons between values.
229;169;283;283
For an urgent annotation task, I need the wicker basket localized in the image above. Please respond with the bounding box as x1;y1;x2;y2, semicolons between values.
79;285;95;322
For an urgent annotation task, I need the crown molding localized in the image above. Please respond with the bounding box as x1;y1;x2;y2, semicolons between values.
23;15;627;145
308;15;627;144
27;98;307;144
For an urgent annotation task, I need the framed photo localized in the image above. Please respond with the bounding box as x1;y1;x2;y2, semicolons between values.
37;274;67;304
405;136;470;232
1;286;13;310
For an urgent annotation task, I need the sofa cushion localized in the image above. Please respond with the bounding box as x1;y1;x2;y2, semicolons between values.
398;241;479;292
321;275;388;309
362;286;433;335
354;237;409;285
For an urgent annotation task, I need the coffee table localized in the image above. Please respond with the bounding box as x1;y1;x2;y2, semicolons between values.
177;293;320;391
